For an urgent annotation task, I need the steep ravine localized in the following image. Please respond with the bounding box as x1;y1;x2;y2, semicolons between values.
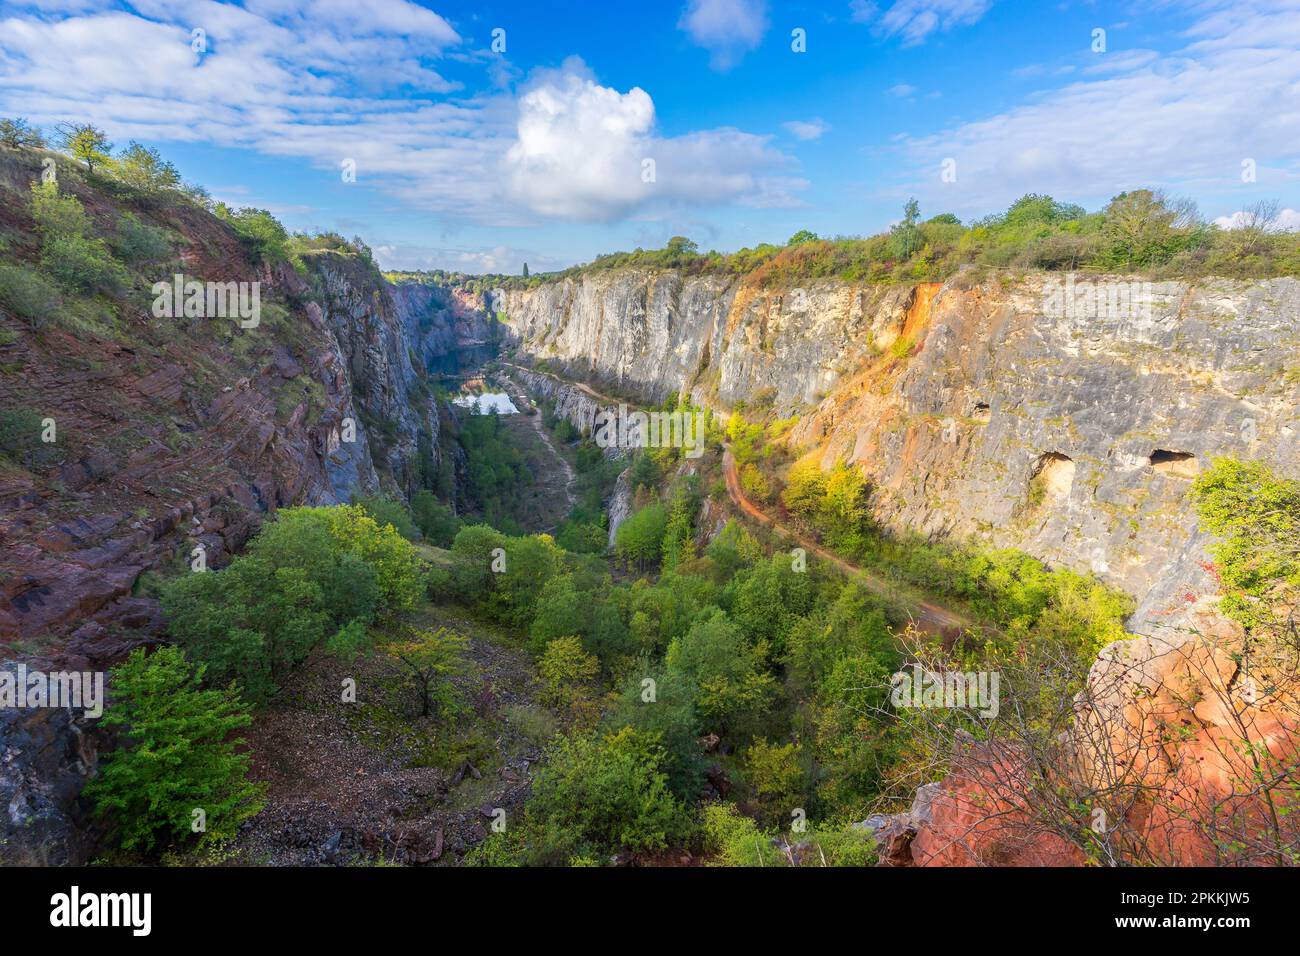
500;270;1300;640
499;267;1300;865
0;252;494;863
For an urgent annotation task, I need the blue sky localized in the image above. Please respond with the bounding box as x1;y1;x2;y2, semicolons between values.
0;0;1297;273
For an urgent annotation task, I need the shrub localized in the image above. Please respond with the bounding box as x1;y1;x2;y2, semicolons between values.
0;260;60;327
84;647;264;853
665;608;776;742
614;503;667;570
162;505;421;702
744;738;807;825
215;204;290;264
538;635;599;719
702;803;785;866
411;489;460;546
29;182;125;293
518;728;693;864
113;212;173;264
0;406;59;470
355;493;420;541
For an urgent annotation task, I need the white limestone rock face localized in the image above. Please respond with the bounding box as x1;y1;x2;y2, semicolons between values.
500;271;1300;637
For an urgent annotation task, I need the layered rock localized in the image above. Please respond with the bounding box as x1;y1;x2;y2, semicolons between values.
501;269;1300;639
0;153;491;861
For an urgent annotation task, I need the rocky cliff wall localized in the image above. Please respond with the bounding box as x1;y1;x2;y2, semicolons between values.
0;184;488;862
500;270;1300;638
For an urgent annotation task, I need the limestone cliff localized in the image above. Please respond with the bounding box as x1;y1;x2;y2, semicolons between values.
500;269;1300;638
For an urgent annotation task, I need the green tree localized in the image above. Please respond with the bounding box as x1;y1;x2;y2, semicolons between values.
0;117;45;149
787;229;820;245
1101;189;1201;268
28;181;125;293
889;198;921;259
84;647;264;853
520;727;693;864
1192;457;1300;630
538;635;600;718
411;489;460;546
385;626;468;718
114;141;181;193
215;204;291;263
615;503;668;571
665;608;776;741
744;738;807;826
355;494;420;541
54;122;112;172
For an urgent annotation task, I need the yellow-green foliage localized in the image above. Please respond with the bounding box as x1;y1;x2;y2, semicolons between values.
1192;456;1300;630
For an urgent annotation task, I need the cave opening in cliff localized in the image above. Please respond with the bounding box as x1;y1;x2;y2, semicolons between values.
1028;452;1075;506
1148;449;1199;478
972;402;992;424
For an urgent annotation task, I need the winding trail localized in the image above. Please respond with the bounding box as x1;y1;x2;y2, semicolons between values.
723;449;973;637
498;372;577;531
500;360;974;636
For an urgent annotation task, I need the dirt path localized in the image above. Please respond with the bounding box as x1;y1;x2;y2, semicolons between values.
723;449;973;637
498;372;577;530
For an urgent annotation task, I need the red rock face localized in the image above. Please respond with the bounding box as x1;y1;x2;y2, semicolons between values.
885;619;1300;867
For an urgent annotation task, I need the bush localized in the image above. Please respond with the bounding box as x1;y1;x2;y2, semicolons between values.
162;505;421;702
538;635;599;720
744;738;807;826
84;647;264;853
614;503;667;570
0;406;59;470
215;204;290;264
113;212;173;264
665;608;776;742
411;489;460;546
29;182;125;293
355;494;420;541
702;804;785;866
518;728;694;864
0;260;60;327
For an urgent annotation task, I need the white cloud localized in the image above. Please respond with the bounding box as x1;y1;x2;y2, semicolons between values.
892;0;1300;213
1214;208;1300;230
0;3;801;227
678;0;769;70
373;242;561;274
504;63;804;221
888;83;917;97
850;0;992;45
783;118;829;140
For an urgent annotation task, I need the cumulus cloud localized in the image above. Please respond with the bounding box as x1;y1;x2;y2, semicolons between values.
1214;208;1300;230
678;0;769;70
0;2;801;227
783;118;829;140
888;83;917;97
891;0;1300;214
503;63;804;221
850;0;992;45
